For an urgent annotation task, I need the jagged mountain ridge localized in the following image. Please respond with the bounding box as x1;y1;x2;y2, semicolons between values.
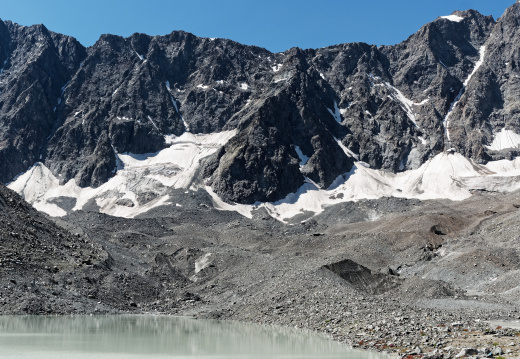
1;3;520;205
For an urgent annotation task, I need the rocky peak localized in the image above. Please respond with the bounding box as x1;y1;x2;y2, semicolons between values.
2;3;520;206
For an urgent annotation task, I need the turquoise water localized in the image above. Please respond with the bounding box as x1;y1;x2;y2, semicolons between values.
0;315;384;359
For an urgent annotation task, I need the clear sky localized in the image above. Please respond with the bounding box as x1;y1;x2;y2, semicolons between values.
0;0;515;53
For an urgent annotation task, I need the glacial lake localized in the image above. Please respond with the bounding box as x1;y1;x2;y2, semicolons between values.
0;315;384;359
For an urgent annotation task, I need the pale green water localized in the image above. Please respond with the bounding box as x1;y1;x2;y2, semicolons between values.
0;315;384;359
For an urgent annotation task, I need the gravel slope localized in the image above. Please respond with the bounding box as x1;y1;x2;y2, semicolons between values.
1;185;519;357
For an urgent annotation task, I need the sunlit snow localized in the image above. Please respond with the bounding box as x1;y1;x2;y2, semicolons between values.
335;137;359;160
9;131;237;218
486;128;520;151
385;83;429;127
327;102;342;123
9;133;520;223
294;146;310;166
440;15;464;22
166;82;189;131
443;45;486;144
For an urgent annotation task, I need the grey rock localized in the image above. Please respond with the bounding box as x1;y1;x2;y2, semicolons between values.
455;348;479;358
491;346;504;356
1;3;520;205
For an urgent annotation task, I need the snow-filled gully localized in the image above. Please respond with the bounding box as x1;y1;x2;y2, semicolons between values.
443;45;486;146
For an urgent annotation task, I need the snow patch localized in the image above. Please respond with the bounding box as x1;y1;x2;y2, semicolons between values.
486;129;520;151
203;152;507;223
9;131;237;218
335;137;359;160
197;84;209;90
273;73;291;83
327;102;342;123
0;59;7;74
206;186;253;219
441;15;464;22
385;82;420;127
272;64;282;72
294;146;310;166
443;45;486;144
166;82;189;131
147;116;160;132
240;83;249;90
464;46;486;87
195;253;213;273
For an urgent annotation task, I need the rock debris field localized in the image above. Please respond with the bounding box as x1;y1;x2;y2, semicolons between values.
1;184;520;358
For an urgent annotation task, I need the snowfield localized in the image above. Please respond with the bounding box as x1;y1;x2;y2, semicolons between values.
8;133;520;222
9;131;237;218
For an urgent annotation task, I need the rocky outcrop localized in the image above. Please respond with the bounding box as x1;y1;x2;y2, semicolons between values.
1;3;519;204
446;3;520;161
0;21;86;183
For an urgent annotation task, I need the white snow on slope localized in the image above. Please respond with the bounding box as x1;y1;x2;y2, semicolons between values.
327;102;342;123
273;73;291;83
207;152;520;223
485;128;520;151
443;45;486;143
206;186;254;219
10;133;520;223
366;74;427;127
335;137;359;160
147;116;160;131
464;46;486;87
165;82;190;131
8;131;237;218
461;157;520;193
294;146;310;166
385;83;419;126
441;15;464;22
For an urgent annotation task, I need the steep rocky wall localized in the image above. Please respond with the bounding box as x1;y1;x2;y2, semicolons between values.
1;4;519;204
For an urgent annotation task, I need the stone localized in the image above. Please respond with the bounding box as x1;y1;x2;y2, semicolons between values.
455;348;478;358
491;347;504;356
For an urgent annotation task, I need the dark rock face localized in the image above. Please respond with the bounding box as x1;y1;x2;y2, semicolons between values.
446;3;520;162
0;21;86;183
0;3;519;203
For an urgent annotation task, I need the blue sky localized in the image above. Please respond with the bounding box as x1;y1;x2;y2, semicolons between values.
0;0;515;52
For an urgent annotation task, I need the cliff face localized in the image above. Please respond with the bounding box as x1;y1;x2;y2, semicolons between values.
0;21;86;183
0;4;519;204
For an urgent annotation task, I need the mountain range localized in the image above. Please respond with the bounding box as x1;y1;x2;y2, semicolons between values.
2;3;520;219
